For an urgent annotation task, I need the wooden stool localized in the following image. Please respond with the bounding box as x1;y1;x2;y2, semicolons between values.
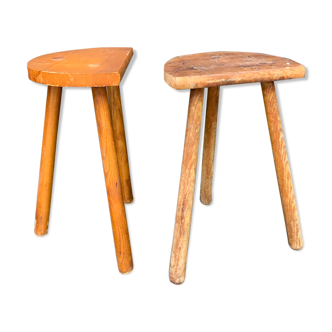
164;52;305;284
28;48;134;274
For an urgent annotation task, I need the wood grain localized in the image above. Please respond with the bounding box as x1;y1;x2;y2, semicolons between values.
200;87;220;205
28;48;133;87
92;87;133;273
169;88;204;284
165;52;305;90
35;86;62;236
261;82;303;250
107;86;133;203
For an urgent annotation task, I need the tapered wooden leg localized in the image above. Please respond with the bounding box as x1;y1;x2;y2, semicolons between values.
35;86;62;236
261;82;303;250
169;88;204;284
107;86;133;203
92;87;133;274
200;86;220;205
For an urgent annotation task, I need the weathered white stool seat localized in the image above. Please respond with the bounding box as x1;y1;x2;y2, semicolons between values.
164;51;305;89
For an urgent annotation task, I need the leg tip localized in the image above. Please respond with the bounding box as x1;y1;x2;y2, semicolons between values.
34;230;48;237
123;198;134;205
200;197;212;206
168;274;186;286
289;239;304;251
118;262;134;276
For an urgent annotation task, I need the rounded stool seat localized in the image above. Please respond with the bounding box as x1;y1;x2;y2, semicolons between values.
28;47;133;87
164;52;305;90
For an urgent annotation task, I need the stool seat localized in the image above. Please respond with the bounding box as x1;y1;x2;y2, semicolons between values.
164;52;305;90
28;47;133;87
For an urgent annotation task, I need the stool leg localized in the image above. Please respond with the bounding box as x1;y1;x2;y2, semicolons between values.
169;88;204;284
92;87;133;274
35;86;62;236
200;86;220;205
261;82;303;250
107;86;133;203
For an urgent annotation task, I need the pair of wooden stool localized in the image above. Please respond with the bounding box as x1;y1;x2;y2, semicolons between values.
28;48;304;284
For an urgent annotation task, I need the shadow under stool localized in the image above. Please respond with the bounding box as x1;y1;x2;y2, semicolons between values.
164;51;305;284
28;47;134;274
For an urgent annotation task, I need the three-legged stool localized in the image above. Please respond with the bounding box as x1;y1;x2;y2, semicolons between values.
28;48;134;274
164;52;305;284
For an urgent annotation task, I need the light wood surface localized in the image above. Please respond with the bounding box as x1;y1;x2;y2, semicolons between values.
35;86;62;236
261;82;303;250
28;48;133;87
92;87;133;273
107;86;133;203
169;88;204;284
165;52;305;90
200;87;220;205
